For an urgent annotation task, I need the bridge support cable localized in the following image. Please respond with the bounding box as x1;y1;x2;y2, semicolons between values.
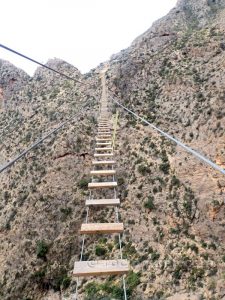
110;95;225;176
0;43;85;85
0;43;100;144
0;114;80;173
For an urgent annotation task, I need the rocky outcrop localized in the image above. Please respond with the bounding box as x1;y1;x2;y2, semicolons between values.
0;59;30;110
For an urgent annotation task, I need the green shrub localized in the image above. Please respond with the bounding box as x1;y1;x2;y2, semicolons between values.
4;191;10;201
189;268;205;284
95;245;107;256
25;132;32;142
85;281;123;300
84;271;141;299
159;162;170;174
60;207;72;216
61;276;71;289
151;251;160;262
138;164;151;175
36;240;49;259
78;177;89;189
32;268;46;282
117;177;125;186
189;244;199;254
170;175;180;187
201;253;209;260
128;219;135;225
126;271;141;290
208;242;217;250
144;196;155;210
51;268;71;291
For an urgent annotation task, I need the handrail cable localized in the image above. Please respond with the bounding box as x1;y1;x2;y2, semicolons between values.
0;113;81;173
1;42;224;176
109;95;225;176
0;43;87;85
0;43;100;145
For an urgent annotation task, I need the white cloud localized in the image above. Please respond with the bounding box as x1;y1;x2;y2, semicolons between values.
0;0;177;75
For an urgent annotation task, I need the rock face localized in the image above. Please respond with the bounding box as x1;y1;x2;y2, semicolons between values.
0;59;30;110
0;0;225;299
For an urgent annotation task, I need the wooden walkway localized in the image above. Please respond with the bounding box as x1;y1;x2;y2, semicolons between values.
73;70;129;290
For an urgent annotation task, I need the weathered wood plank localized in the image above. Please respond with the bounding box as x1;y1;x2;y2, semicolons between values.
88;182;117;188
73;259;129;276
90;169;116;176
80;223;124;234
94;153;113;157
85;198;120;206
92;160;115;165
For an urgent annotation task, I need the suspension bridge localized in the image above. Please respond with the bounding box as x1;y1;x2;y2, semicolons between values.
73;70;129;299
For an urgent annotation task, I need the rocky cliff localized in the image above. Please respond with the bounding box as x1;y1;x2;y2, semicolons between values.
0;59;30;111
0;0;225;299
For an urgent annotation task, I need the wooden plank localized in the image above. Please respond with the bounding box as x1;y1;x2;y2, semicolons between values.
80;223;124;234
98;133;111;135
94;153;113;157
98;129;111;134
92;160;115;165
97;135;111;138
85;198;120;206
98;129;111;131
88;182;117;189
96;142;112;146
97;134;111;137
73;259;129;276
90;169;116;176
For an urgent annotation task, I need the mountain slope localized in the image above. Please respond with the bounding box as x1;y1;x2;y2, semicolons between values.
0;0;225;299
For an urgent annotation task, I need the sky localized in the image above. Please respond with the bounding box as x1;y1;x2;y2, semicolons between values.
0;0;177;75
